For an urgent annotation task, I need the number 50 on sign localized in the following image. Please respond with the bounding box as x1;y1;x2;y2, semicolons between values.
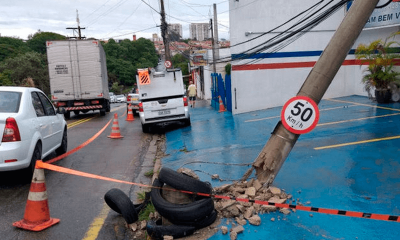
281;96;319;134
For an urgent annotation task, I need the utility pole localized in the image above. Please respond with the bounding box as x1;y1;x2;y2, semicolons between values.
210;19;217;73
160;0;171;62
213;3;219;60
249;0;380;185
67;10;86;40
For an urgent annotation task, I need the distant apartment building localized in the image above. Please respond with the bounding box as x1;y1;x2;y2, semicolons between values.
190;23;210;41
169;24;183;38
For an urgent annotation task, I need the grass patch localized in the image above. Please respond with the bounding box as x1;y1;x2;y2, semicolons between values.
180;147;188;152
136;191;147;201
138;202;156;221
144;169;154;177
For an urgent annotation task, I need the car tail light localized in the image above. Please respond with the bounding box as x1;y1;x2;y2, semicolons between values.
183;97;188;107
139;102;143;112
2;117;21;142
127;95;131;102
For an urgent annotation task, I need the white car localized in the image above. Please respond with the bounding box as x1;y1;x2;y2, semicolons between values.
116;94;126;103
109;92;117;103
0;87;67;174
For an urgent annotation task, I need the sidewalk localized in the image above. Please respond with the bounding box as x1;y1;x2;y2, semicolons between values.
162;96;400;240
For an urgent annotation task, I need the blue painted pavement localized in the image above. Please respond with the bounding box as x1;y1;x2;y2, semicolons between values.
162;96;400;240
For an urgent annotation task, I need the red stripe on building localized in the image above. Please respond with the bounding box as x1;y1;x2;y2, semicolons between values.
232;59;400;71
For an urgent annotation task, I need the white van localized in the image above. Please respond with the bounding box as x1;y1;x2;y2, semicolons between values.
137;68;190;132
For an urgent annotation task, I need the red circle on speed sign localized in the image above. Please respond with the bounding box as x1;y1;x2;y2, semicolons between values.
281;96;319;134
164;60;172;68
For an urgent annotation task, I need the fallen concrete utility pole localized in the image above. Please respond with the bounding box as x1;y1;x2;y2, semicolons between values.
248;0;380;185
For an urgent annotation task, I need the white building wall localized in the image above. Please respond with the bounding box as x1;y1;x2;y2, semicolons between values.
229;0;400;114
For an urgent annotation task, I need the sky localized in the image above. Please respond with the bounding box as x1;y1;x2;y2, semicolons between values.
0;0;230;41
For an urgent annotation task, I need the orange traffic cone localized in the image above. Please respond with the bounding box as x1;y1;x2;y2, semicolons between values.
126;103;135;122
13;161;60;231
218;96;226;112
108;113;123;139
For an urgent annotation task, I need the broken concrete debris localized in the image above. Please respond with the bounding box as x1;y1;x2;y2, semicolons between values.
214;180;294;239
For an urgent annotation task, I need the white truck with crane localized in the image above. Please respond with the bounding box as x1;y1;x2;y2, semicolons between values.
137;67;190;133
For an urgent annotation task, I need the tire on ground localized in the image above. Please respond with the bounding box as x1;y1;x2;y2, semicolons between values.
167;209;218;229
158;167;212;196
104;188;138;224
151;179;214;222
146;220;195;240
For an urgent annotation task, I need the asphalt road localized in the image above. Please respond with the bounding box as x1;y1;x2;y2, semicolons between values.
0;103;157;240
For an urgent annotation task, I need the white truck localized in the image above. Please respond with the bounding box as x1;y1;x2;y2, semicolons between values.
46;40;110;118
137;68;190;133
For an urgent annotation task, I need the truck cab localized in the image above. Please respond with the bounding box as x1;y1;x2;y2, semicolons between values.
137;68;190;133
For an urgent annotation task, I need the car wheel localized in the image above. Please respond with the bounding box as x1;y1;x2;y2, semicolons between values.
56;129;67;155
150;179;214;222
27;143;42;175
146;220;195;239
104;188;138;224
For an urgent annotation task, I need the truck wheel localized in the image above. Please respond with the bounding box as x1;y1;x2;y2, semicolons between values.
106;101;111;112
184;117;191;127
64;111;70;119
142;123;151;133
100;109;106;116
74;110;80;115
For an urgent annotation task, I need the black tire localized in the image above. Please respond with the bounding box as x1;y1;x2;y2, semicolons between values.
142;123;151;133
168;210;217;229
73;110;80;115
146;220;195;240
104;188;138;224
183;117;191;127
100;109;106;116
26;143;41;176
151;179;214;222
158;167;212;196
64;111;70;119
55;128;67;155
106;101;111;112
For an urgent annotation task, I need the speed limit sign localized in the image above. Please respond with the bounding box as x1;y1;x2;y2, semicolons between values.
164;60;172;68
281;96;319;134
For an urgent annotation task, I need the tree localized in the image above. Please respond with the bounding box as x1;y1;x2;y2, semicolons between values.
0;52;49;93
172;53;189;75
102;37;159;88
0;37;31;61
27;31;66;54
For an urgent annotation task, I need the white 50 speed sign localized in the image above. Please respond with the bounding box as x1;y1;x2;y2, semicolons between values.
281;96;319;134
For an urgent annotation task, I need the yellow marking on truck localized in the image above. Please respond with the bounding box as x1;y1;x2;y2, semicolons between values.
82;203;110;240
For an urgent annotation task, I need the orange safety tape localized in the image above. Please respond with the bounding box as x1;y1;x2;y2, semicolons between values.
46;118;113;164
36;161;400;222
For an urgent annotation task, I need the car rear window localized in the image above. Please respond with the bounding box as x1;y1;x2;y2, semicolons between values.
0;91;22;113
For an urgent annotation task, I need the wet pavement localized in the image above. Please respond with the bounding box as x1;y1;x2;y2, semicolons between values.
162;96;400;239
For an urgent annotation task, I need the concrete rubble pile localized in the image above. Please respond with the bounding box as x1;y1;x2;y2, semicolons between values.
213;179;294;240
